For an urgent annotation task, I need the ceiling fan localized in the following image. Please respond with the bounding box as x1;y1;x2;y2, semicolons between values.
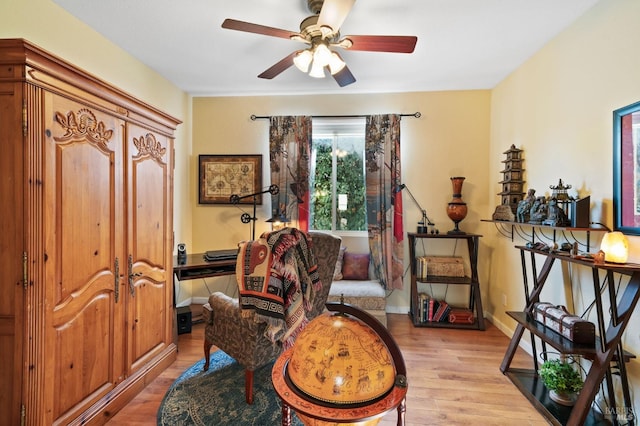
221;0;418;87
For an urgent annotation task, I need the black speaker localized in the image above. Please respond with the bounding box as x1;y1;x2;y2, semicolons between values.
177;243;187;265
176;306;192;334
571;196;590;228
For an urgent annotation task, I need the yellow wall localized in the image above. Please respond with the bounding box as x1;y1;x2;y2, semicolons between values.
191;91;492;309
0;0;193;249
490;0;640;412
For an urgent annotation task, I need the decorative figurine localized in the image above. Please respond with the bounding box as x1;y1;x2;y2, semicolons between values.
528;196;548;224
492;205;515;221
516;189;536;223
542;198;571;227
593;250;606;265
549;178;575;217
492;145;525;220
550;179;573;201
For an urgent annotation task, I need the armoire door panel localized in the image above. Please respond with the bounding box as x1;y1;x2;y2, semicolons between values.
128;131;170;266
127;127;173;372
55;142;117;301
130;278;168;371
52;293;117;420
43;94;127;423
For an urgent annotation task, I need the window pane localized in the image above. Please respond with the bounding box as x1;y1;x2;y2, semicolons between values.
310;138;333;231
335;135;366;231
310;118;366;232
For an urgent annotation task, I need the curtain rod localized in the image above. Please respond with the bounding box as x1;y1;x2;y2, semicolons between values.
250;112;421;121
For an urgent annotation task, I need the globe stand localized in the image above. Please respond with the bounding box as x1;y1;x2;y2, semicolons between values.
272;302;408;426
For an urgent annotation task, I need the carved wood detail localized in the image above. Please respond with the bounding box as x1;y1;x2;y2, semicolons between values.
133;133;166;162
54;108;113;150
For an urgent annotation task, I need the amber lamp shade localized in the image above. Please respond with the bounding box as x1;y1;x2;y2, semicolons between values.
600;231;629;263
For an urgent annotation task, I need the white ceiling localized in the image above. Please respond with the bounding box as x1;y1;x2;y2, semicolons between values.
53;0;599;97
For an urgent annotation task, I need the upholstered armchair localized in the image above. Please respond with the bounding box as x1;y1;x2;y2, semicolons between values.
202;231;341;404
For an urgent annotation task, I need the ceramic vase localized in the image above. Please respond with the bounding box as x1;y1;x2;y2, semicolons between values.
446;176;468;235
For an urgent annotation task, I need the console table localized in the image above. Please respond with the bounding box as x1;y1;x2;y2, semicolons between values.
501;246;639;425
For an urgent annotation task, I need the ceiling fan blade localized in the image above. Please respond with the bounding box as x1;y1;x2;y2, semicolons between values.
332;65;356;87
318;0;356;31
222;18;298;40
258;52;297;79
344;35;417;53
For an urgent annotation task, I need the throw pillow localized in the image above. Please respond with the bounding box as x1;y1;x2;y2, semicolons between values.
333;246;347;281
341;252;370;280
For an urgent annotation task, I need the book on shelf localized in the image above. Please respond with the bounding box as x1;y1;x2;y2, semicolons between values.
416;257;428;280
417;292;428;322
433;300;450;322
418;293;454;322
427;297;434;321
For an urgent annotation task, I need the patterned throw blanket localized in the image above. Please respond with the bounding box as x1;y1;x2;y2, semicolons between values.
236;228;320;349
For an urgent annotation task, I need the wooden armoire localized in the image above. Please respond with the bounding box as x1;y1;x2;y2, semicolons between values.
0;39;181;425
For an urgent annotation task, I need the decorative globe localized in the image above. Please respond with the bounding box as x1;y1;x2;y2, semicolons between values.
286;311;396;406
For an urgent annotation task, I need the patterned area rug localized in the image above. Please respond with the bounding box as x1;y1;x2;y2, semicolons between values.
157;351;303;425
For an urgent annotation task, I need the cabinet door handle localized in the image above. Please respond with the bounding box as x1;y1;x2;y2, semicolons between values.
114;257;120;303
127;254;141;297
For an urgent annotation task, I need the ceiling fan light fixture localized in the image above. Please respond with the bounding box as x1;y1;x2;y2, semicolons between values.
293;49;313;72
312;42;332;67
308;59;326;78
328;51;346;75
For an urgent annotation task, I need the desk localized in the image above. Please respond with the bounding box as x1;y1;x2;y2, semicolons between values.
173;252;238;307
173;252;237;280
172;252;237;340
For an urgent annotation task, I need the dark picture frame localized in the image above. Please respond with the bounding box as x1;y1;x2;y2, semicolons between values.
199;154;263;204
613;100;640;235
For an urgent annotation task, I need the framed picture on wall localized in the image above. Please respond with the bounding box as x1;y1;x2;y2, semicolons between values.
613;100;640;235
199;154;263;204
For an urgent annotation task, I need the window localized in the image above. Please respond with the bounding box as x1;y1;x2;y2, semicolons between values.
310;118;366;233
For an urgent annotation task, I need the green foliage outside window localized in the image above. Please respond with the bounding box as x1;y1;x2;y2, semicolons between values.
311;142;366;231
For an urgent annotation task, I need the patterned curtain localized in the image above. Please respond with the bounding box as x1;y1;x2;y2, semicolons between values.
269;116;313;232
365;114;404;290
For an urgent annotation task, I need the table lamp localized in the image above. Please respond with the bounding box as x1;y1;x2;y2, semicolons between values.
600;231;629;263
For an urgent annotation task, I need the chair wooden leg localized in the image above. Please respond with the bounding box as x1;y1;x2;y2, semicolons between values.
245;369;254;404
203;339;213;371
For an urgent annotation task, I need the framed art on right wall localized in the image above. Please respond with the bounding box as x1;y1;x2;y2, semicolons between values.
613;100;640;235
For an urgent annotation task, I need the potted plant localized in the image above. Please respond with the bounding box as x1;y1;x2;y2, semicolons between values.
539;358;584;406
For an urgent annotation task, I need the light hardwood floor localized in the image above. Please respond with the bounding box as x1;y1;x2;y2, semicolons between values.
108;313;547;426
